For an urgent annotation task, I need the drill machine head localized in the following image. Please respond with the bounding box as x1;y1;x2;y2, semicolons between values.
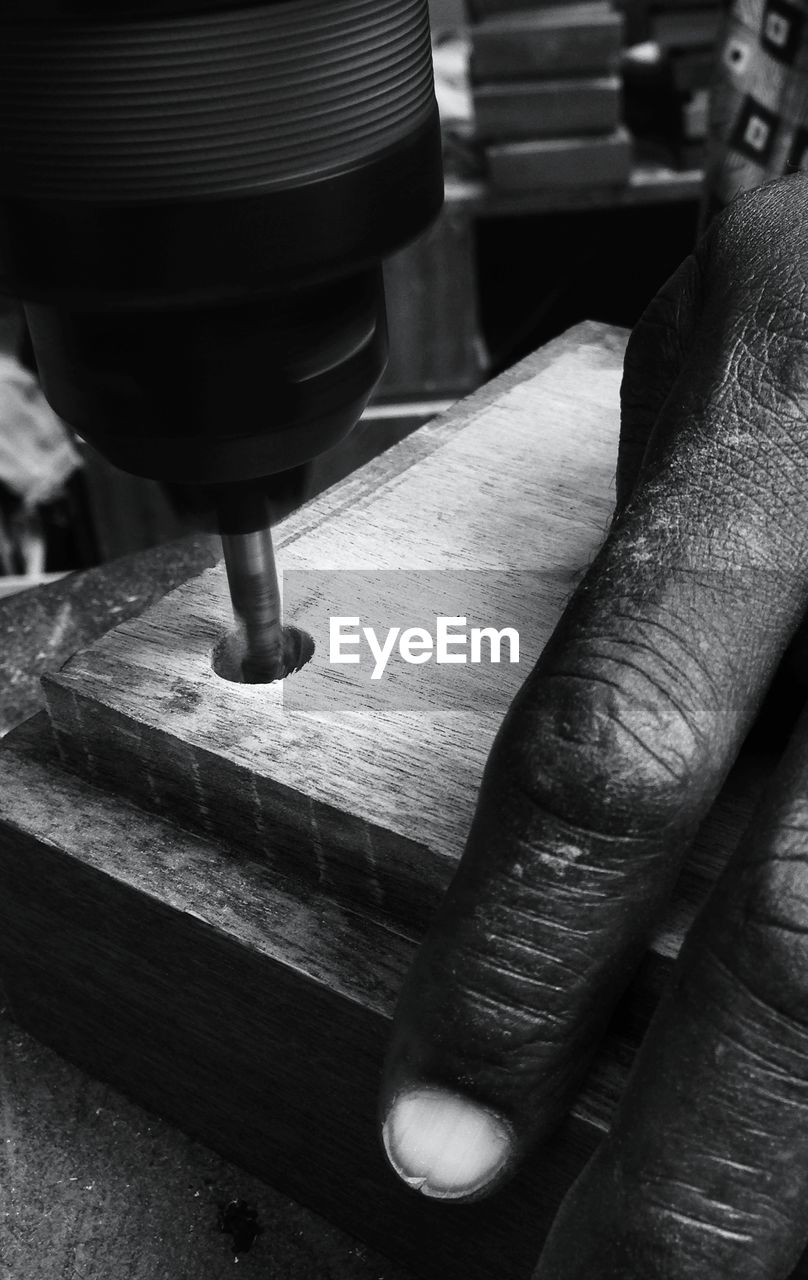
0;0;444;493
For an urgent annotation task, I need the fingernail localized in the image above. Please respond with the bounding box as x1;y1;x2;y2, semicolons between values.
382;1086;514;1200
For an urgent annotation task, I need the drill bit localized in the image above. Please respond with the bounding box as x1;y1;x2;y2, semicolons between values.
217;484;284;683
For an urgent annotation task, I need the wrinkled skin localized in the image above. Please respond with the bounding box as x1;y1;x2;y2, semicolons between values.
381;173;808;1278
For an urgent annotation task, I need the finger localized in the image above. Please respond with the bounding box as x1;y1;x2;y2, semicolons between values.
617;251;702;512
535;701;808;1280
381;176;808;1202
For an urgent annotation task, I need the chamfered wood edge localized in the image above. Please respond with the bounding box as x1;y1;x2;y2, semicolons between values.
41;670;454;936
271;321;628;553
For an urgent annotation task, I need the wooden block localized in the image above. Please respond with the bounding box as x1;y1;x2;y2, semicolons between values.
647;0;720;8
486;127;633;190
0;712;583;1280
40;325;627;934
651;5;722;50
0;701;765;1278
470;5;623;80
467;0;611;21
473;77;621;141
0;323;760;1277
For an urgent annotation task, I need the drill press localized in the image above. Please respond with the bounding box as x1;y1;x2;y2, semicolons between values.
0;0;443;678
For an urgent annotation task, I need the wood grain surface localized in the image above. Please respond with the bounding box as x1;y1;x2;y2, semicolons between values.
0;322;785;1277
43;323;624;933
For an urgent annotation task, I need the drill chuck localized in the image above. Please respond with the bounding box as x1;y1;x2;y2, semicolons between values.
0;0;444;484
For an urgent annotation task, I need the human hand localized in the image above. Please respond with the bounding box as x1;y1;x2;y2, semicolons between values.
380;173;808;1278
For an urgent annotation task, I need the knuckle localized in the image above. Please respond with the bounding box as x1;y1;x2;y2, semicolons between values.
700;179;808;369
510;646;712;843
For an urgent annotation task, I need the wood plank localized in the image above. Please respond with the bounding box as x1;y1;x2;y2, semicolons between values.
467;0;614;21
473;77;621;141
444;161;703;215
470;5;623;80
651;5;722;50
42;323;626;933
486;128;633;191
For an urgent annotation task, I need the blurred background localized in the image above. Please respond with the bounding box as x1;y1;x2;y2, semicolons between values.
0;0;722;586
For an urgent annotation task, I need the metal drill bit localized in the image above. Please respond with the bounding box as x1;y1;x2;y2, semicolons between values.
217;485;284;683
220;524;284;682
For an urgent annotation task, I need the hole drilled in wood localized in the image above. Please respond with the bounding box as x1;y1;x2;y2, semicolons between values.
212;625;315;685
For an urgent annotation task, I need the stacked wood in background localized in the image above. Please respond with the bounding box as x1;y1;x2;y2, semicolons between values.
650;1;720;167
620;0;720;169
468;1;632;192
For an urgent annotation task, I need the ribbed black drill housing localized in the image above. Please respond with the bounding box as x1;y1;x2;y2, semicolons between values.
0;1;443;482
